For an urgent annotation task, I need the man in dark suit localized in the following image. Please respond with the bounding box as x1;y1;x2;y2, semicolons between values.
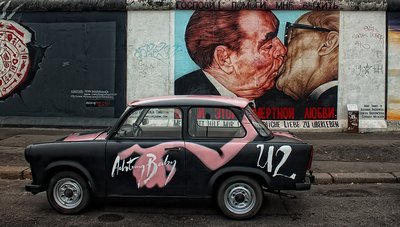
175;10;287;102
276;11;339;113
175;70;219;95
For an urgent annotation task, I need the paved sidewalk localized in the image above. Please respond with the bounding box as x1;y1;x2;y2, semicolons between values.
0;127;399;184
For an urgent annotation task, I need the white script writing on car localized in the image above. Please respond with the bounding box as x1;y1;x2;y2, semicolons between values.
111;154;177;187
256;145;296;180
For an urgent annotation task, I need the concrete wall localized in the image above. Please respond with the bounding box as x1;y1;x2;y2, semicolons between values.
0;8;127;118
127;11;175;101
339;11;386;130
126;10;394;131
0;0;399;131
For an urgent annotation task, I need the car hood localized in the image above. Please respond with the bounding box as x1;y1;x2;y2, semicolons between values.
63;130;108;142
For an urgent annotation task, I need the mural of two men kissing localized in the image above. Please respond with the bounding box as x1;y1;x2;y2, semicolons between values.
174;10;339;121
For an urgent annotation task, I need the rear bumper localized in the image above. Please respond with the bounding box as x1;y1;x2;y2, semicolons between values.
295;174;315;190
25;183;43;195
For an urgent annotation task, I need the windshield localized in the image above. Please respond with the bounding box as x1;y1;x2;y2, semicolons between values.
244;105;272;137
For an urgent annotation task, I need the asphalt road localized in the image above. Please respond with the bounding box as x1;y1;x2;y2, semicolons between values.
1;179;399;226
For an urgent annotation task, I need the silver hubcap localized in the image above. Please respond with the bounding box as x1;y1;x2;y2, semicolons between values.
224;183;256;214
53;178;82;209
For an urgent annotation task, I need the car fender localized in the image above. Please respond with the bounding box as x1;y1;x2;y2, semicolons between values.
209;166;272;192
45;161;97;193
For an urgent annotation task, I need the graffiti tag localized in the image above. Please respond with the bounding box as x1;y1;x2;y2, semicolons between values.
112;153;177;188
134;42;170;64
352;63;383;78
256;144;296;179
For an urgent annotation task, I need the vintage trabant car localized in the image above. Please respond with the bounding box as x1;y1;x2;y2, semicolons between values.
25;95;314;219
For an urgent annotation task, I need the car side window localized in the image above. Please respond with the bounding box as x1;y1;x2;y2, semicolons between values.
188;107;245;138
116;107;182;139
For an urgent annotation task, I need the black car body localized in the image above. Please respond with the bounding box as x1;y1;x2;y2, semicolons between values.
25;95;314;219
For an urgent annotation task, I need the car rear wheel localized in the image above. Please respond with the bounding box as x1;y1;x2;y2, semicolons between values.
47;171;91;214
217;175;263;219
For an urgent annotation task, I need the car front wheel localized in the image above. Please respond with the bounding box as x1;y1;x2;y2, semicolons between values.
217;175;263;219
47;171;91;214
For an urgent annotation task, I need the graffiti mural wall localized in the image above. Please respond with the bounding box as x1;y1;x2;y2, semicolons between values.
174;10;339;129
388;12;400;120
0;0;396;130
0;9;126;118
0;19;31;100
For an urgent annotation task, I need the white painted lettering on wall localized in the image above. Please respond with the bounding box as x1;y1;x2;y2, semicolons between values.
360;104;385;119
256;144;296;179
264;120;340;129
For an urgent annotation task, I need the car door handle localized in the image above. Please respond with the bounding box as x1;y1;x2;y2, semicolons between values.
165;147;183;152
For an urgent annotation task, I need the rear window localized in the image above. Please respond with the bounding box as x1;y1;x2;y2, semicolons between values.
188;107;246;138
245;105;272;137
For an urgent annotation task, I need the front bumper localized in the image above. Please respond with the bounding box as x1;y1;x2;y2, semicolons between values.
25;183;43;195
295;173;315;190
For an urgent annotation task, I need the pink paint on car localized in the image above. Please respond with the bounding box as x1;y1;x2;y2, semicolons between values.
116;115;258;188
118;142;184;188
129;95;249;109
63;131;107;142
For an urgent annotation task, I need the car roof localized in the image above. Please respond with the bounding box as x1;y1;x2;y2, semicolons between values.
128;95;249;108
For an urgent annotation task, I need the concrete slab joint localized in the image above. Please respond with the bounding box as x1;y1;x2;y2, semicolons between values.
391;172;400;183
22;168;32;180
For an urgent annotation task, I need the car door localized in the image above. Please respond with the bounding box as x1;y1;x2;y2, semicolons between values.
105;106;186;196
183;106;251;197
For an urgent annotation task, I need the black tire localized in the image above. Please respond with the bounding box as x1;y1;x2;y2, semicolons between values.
46;171;91;214
217;175;263;220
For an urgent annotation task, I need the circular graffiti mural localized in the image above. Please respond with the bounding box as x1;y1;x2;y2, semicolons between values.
0;20;31;99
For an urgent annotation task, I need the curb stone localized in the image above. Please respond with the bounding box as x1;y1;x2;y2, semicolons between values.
331;173;397;184
0;166;28;179
22;168;32;179
313;173;333;184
